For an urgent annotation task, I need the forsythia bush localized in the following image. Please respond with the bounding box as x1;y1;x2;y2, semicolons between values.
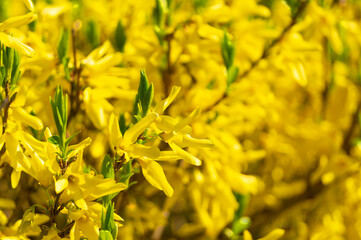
0;0;360;239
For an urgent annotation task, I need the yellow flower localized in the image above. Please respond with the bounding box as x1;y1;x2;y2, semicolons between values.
109;112;175;196
109;112;159;162
153;86;214;166
0;9;37;57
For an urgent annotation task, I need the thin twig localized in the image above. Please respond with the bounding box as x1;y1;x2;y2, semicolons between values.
342;99;361;154
68;28;83;125
203;1;309;112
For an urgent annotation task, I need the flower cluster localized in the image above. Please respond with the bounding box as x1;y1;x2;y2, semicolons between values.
0;0;361;240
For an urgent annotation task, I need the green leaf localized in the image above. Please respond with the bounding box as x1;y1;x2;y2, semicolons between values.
10;50;20;85
119;172;134;185
221;31;235;70
114;21;126;52
101;155;114;179
99;230;113;240
119;161;133;185
85;20;99;50
50;86;68;150
62;57;71;81
132;94;140;124
232;217;251;236
139;70;149;102
118;113;127;135
48;135;60;145
64;131;80;148
226;66;239;91
233;193;250;220
194;0;208;12
142;84;154;117
153;0;167;27
57;28;69;62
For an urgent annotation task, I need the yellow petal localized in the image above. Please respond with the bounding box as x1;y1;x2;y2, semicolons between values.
154;86;181;114
244;230;253;240
22;0;35;11
123;112;158;146
70;220;80;240
67;137;92;158
11;107;43;130
0;198;16;209
174;109;200;131
258;229;285;240
87;180;127;200
78;217;99;240
0;12;37;31
0;32;35;57
86;102;106;129
109;113;122;148
182;134;214;148
155;115;177;132
6;134;31;170
222;168;258;194
11;169;21;189
138;159;173;197
169;142;202;166
129;144;160;159
156;151;182;161
55;177;69;194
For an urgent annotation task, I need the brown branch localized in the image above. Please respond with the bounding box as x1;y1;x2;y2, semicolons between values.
203;1;309;112
0;68;13;159
58;221;75;238
249;165;359;236
342;99;361;154
321;38;331;119
162;32;175;98
68;28;83;125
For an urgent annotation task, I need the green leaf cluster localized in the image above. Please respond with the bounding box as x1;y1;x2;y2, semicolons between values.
153;0;169;44
132;70;154;123
0;44;21;87
49;86;79;158
100;203;118;240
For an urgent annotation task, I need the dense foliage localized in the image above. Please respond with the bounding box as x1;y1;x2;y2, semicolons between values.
0;0;360;239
